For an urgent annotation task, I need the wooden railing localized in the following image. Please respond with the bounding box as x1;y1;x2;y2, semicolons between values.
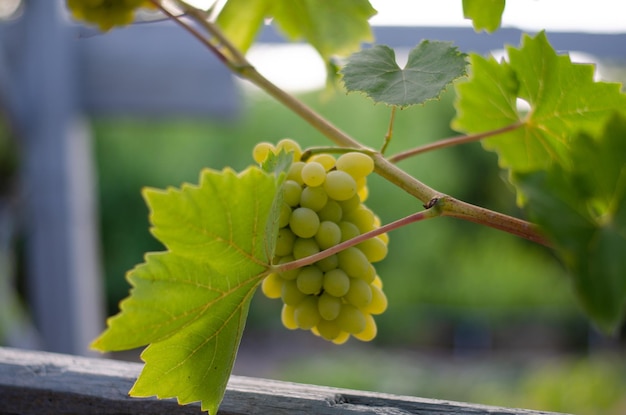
1;347;569;415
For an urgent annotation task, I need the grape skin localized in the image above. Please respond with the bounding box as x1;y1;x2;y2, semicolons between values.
336;152;374;179
324;170;357;201
289;207;320;238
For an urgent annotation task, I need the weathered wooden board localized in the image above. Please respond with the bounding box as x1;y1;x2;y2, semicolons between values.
0;347;569;415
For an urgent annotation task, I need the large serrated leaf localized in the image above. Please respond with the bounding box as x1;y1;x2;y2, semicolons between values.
216;0;376;62
91;166;282;414
341;42;468;107
453;31;626;173
463;0;505;33
513;114;626;334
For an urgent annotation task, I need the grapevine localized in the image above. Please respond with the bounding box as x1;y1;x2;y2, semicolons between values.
255;139;388;344
63;0;626;414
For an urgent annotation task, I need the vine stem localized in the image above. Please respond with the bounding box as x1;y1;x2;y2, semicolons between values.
274;207;441;273
388;121;525;163
157;0;550;247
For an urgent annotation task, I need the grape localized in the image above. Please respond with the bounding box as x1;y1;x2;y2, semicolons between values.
287;161;306;185
338;221;360;242
315;221;342;250
309;154;336;171
323;170;357;201
322;268;350;297
292;237;320;260
296;266;324;295
289;207;320;238
252;141;275;164
300;186;328;212
332;331;350;345
345;278;372;308
344;206;376;233
261;273;283;299
337;247;370;279
317;199;342;223
281;280;306;306
336;304;366;334
336;152;374;179
278;202;291;228
317;292;342;321
276;138;303;161
275;228;296;257
275;256;298;280
316;319;342;341
67;0;149;31
281;305;298;330
353;313;377;341
357;237;388;263
282;180;302;207
294;296;320;329
252;142;388;344
338;194;361;214
301;162;327;187
363;284;388;315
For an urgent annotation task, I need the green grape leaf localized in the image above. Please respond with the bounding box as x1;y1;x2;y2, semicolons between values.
217;0;376;61
453;31;626;173
462;0;505;32
341;42;468;107
91;166;283;414
215;0;271;54
513;114;626;334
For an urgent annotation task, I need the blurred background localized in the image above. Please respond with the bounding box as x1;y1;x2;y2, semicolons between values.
1;1;626;414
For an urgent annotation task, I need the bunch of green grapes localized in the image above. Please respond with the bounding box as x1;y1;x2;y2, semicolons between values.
254;139;389;344
66;0;154;31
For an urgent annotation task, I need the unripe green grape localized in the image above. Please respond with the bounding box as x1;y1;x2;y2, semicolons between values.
356;177;369;202
323;170;357;201
338;194;361;214
357;237;388;263
301;162;327;187
317;292;342;321
337;247;370;279
275;228;296;257
282;180;302;207
276;256;298;280
315;318;342;341
344;206;377;233
363;284;388;315
261;273;283;299
338;221;360;242
336;304;366;334
300;186;328;212
377;232;389;245
278;202;292;228
372;275;383;289
276;138;303;161
309;153;336;171
360;264;376;284
294;296;320;329
252;141;275;163
331;331;351;345
281;280;306;306
316;254;339;272
281;304;298;330
289;207;320;238
296;266;324;295
336;152;374;179
317;199;343;223
353;313;377;342
292;237;320;260
322;268;350;297
287;161;306;185
345;278;372;308
315;221;342;250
